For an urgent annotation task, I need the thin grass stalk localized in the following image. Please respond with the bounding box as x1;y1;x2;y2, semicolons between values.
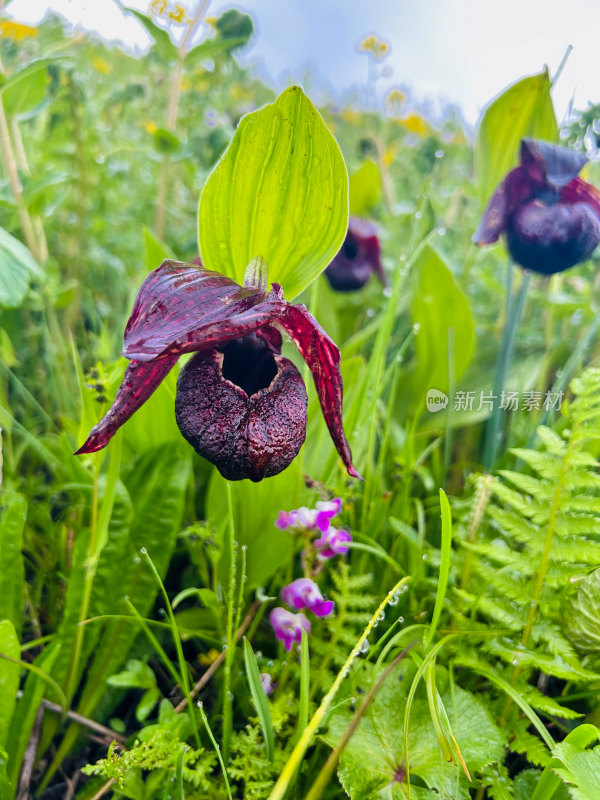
483;264;530;469
197;699;233;800
267;576;410;800
140;548;201;747
0;99;40;261
155;0;210;237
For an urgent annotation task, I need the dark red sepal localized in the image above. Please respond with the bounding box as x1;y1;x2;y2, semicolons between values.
560;177;600;219
473;166;537;245
277;304;362;479
123;260;284;361
74;355;179;454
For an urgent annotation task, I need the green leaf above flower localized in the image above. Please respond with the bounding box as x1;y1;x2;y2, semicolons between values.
198;85;348;300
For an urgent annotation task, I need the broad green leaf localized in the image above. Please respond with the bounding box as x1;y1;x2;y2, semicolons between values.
207;464;297;587
349;160;381;215
107;659;157;689
0;620;20;749
0;226;42;308
411;244;474;400
476;69;558;206
125;9;178;63
198;85;348;300
0;493;26;637
184;36;247;67
143;226;175;271
323;663;505;799
0;58;55;116
152;127;181;154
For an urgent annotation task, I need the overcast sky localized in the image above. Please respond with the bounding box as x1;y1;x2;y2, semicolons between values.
6;0;600;125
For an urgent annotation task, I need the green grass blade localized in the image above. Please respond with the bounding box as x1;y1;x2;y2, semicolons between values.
243;638;275;761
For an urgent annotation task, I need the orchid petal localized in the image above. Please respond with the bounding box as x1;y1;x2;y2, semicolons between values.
74;355;179;454
522;139;587;188
560;177;600;219
123;260;285;361
473;166;535;245
277;304;361;479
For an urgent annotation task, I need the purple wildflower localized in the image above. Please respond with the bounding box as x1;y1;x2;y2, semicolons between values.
275;498;342;532
315;526;352;559
269;607;311;651
281;578;335;617
260;673;275;695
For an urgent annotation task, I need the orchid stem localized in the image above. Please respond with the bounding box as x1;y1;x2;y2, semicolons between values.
482;263;530;470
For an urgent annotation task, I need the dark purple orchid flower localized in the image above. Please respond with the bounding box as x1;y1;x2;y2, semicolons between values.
75;260;360;482
280;577;334;617
269;607;310;651
473;139;600;274
325;216;385;291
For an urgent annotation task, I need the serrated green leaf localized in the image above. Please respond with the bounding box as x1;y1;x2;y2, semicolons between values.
476;69;558;206
552;743;600;800
198;85;348;300
323;664;505;799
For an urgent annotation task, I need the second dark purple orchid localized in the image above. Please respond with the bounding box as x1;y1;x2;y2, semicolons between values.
325;217;385;291
76;260;360;482
473;139;600;274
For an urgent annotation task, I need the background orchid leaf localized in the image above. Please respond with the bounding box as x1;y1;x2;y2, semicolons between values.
349;159;382;215
476;68;558;206
0;226;42;308
198;85;348;299
411;244;475;402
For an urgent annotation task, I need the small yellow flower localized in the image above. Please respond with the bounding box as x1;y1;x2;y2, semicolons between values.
91;57;111;75
168;3;189;24
401;112;429;137
180;74;191;92
383;146;395;167
357;33;390;61
199;648;220;666
341;108;360;123
0;20;39;41
385;88;405;113
149;0;168;18
145;120;158;134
